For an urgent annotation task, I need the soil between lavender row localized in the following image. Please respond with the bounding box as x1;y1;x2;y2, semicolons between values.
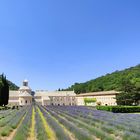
0;104;140;140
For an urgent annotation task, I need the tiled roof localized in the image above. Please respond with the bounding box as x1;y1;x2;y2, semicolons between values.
35;91;76;97
19;91;32;97
19;86;31;91
76;90;120;97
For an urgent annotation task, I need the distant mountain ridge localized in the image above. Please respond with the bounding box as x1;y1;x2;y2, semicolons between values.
0;75;19;90
65;64;140;94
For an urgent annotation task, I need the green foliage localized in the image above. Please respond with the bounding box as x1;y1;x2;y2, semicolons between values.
84;98;97;105
116;78;140;106
65;64;140;94
1;126;13;136
0;106;10;110
96;106;140;113
13;107;32;140
0;74;19;90
0;74;9;106
35;107;49;140
0;73;19;106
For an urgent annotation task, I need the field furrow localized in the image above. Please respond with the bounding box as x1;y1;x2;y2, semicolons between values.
0;104;139;140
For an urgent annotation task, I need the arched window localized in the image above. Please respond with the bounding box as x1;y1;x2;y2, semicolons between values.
25;100;27;104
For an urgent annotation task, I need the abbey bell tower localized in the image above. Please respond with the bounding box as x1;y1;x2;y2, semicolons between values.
19;80;32;105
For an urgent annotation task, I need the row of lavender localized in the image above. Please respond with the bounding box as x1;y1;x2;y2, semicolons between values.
42;106;140;140
0;106;28;138
12;105;71;140
1;105;72;140
0;105;139;140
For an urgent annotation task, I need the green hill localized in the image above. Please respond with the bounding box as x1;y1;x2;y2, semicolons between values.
0;75;19;90
65;64;140;94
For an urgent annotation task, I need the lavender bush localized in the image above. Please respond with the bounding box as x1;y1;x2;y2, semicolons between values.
13;106;32;140
45;106;140;140
35;106;49;140
39;106;71;140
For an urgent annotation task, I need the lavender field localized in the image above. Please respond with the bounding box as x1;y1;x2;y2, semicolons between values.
0;105;140;140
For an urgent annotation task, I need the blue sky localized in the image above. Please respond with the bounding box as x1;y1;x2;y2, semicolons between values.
0;0;140;90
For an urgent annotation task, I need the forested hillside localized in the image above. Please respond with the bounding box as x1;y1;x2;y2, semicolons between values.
0;75;19;90
65;64;140;94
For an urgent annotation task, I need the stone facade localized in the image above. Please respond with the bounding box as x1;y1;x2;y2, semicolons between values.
76;91;119;106
8;91;19;106
8;80;119;106
35;91;77;106
9;80;32;106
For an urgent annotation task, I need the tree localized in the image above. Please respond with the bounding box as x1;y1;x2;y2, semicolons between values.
0;74;9;106
3;75;9;105
64;64;140;94
116;92;134;105
132;88;140;105
0;81;4;106
116;78;140;106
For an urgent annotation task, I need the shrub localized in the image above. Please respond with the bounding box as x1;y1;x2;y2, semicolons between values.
35;107;49;140
12;106;15;110
96;101;102;106
96;106;140;113
1;126;13;136
13;106;32;140
39;107;70;140
46;107;92;140
84;98;97;106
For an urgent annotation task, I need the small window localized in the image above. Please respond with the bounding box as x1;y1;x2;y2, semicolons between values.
25;100;27;104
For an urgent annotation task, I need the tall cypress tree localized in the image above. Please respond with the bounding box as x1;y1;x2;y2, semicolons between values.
0;81;3;106
0;74;9;106
3;75;9;105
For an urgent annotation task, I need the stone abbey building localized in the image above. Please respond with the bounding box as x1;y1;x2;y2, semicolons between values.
9;80;77;106
9;80;32;106
9;80;119;106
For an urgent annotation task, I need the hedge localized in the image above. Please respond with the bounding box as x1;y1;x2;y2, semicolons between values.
84;98;97;106
96;106;140;113
0;106;11;110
